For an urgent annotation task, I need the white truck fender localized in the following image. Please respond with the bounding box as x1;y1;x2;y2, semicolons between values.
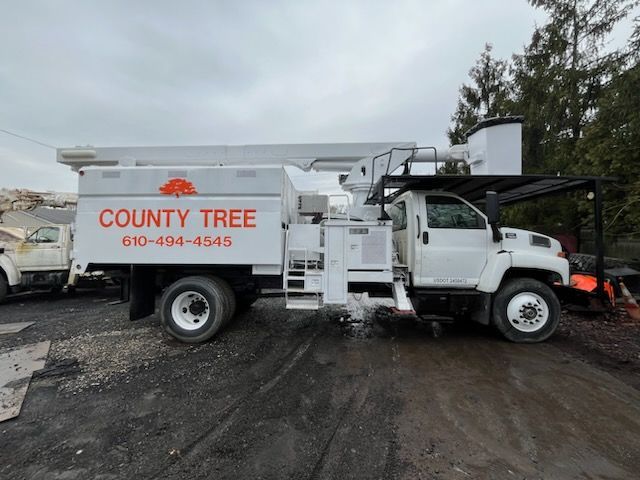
0;253;21;287
477;251;570;294
476;251;512;293
510;251;570;285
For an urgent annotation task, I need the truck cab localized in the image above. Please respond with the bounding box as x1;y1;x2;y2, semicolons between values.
0;224;73;301
389;191;491;288
387;190;569;342
387;191;569;342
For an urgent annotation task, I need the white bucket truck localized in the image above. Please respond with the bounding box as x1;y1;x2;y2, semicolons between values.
57;117;569;343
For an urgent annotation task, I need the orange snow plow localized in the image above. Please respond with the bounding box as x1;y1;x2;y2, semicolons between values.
570;274;616;306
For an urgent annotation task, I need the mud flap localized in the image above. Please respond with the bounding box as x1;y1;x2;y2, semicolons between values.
129;266;155;321
471;292;492;325
392;278;414;313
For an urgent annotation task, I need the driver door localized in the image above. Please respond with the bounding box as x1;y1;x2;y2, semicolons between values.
15;226;66;271
415;194;489;287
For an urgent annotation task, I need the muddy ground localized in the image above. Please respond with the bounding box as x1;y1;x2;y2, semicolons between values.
1;289;639;480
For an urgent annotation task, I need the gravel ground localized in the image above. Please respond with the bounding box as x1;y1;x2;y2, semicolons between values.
553;307;640;390
0;289;639;479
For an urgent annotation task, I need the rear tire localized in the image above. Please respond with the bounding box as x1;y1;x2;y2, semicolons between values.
492;278;560;343
0;275;7;304
160;276;233;343
206;276;236;326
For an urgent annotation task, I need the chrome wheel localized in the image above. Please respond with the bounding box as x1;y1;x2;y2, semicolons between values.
170;291;210;330
506;292;549;333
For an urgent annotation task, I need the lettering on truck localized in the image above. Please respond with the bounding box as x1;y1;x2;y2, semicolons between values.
97;208;257;248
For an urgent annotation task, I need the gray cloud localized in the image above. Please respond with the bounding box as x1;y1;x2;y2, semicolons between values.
1;0;552;193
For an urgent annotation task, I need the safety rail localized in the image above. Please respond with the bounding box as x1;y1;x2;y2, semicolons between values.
287;247;309;272
327;194;351;221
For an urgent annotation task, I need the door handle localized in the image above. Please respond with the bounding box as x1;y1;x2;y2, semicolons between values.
422;231;429;244
416;215;420;239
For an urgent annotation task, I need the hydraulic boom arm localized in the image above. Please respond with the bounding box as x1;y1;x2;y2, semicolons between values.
57;142;468;208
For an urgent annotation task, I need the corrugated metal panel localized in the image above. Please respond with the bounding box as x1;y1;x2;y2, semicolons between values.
0;208;75;228
0;211;50;228
31;207;75;225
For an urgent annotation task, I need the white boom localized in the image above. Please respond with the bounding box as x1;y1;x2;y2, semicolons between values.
57;117;524;208
57;142;470;208
57;143;412;172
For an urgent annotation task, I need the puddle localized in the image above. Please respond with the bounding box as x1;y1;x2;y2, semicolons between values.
335;294;395;339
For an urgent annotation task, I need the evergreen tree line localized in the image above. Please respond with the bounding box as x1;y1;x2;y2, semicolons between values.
447;0;640;241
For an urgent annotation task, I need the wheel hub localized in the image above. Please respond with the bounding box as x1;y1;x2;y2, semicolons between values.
188;300;207;316
506;292;549;333
521;306;537;320
171;291;211;330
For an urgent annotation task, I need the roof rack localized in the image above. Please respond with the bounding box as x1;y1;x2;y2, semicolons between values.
366;174;616;205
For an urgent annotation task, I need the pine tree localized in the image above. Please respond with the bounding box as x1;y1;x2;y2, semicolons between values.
577;64;640;233
514;0;636;173
447;44;512;146
501;0;637;238
446;1;639;238
443;44;511;173
629;14;640;60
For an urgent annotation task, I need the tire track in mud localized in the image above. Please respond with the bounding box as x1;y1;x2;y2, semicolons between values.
307;375;371;480
308;339;402;480
144;330;320;479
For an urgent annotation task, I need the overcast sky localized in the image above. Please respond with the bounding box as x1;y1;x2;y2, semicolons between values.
0;1;633;194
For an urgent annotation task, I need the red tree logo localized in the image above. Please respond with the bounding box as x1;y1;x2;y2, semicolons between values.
159;178;198;197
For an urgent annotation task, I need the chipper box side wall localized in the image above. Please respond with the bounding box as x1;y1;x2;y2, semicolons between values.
73;166;290;273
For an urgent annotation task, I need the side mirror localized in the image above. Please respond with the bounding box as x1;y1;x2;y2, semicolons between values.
486;191;500;224
485;191;502;242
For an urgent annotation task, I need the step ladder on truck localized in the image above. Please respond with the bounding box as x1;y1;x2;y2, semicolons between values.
57;117;609;343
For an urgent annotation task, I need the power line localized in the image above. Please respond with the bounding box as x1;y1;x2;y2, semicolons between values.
0;128;56;149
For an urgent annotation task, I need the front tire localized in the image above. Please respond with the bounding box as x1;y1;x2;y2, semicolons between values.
492;278;560;343
160;276;234;343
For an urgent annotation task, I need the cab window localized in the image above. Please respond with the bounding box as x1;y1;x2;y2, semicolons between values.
425;196;485;229
387;201;407;231
29;226;60;243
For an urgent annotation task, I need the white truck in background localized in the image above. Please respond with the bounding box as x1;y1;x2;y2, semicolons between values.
56;117;570;343
0;190;79;302
0;224;74;302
